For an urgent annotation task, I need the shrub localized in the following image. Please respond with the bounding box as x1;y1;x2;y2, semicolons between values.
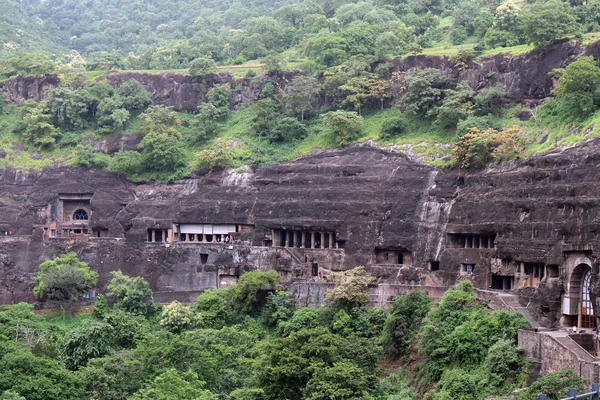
193;138;235;171
74;145;109;169
383;290;432;356
33;253;98;305
106;271;158;317
379;115;406;140
453;125;525;169
159;301;200;333
401;69;453;117
189;57;217;78
325;266;375;308
269;117;308;142
514;369;586;400
62;322;115;370
554;56;600;118
321;110;363;146
474;86;507;116
455;115;499;137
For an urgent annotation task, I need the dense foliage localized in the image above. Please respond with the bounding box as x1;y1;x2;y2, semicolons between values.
0;253;564;399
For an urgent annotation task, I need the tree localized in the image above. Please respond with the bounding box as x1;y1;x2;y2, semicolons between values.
303;361;377;400
453;126;525;169
554;56;600;118
132;369;217;400
228;270;280;316
514;369;586;400
521;0;578;48
0;52;55;78
21;107;60;150
140;106;180;137
380;115;406;140
383;290;432;356
269;117;308;143
46;87;88;130
325;266;375;308
193;138;235;171
32;253;98;306
189;57;218;79
321;110;363;146
62;322;115;370
282;76;320;120
261;52;287;75
117;79;152;111
401;69;453;117
159;301;200;333
432;82;474;128
106;271;157;316
138;131;187;173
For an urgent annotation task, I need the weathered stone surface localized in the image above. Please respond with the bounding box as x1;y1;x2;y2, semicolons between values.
5;41;600;112
3;139;600;330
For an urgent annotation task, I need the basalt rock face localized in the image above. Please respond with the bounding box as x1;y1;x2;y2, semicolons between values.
3;142;600;329
5;41;600;112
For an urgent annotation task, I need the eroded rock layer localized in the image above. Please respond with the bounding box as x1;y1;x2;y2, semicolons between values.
2;142;600;329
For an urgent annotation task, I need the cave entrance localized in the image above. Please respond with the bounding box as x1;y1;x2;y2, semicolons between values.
564;263;595;329
491;274;514;290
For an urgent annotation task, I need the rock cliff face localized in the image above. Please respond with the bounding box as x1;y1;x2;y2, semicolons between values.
2;141;600;330
4;41;600;110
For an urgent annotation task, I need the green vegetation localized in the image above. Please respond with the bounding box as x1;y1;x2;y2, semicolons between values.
1;254;571;399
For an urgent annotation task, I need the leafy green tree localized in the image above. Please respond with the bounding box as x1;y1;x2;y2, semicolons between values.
194;289;235;328
86;53;126;71
109;151;143;176
0;52;55;78
74;145;109;169
117;79;152;111
92;294;109;319
140;106;180;137
514;369;586;400
21;106;60;150
432;82;474;128
484;2;523;48
401;68;453;117
104;310;146;349
456;115;499;137
554;56;600;118
485;339;529;388
0;351;85;400
159;301;200;333
261;52;287;75
474;86;507;116
269;117;308;143
383;290;432;356
189;57;218;79
261;290;295;327
132;369;217;400
282;76;320;120
229;270;280;316
138;131;187;173
380;115;406;140
62;322;115;370
194;138;235;171
33;252;98;306
321;110;363;146
106;271;158;316
303;361;377;400
305;33;349;67
0;391;25;400
325;266;375;308
0;92;6;115
80;351;145;400
434;368;481;400
46;87;88;130
521;0;578;48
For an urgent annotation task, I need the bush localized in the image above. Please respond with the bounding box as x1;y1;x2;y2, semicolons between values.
455;115;499;137
383;290;432;356
453;125;525;169
33;253;98;305
401;69;453;117
321;110;363;146
261;291;295;328
269;117;308;142
379;115;406;140
62;322;115;370
106;271;158;317
189;57;217;78
474;86;507;116
93;295;109;319
159;301;200;333
193;138;235;171
486;339;528;387
74;145;109;169
515;369;586;400
554;56;600;118
229;270;280;316
325;266;375;308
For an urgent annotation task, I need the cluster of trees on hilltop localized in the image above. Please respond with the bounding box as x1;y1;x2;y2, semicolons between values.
0;253;587;399
0;0;596;71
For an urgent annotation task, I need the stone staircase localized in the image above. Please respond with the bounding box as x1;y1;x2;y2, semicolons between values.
495;293;541;328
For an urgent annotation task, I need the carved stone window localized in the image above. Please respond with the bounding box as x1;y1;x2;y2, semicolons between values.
73;209;89;221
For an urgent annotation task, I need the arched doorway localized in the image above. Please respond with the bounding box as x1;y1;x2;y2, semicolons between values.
565;263;595;328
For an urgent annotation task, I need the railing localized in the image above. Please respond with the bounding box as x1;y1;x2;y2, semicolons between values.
538;384;599;400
